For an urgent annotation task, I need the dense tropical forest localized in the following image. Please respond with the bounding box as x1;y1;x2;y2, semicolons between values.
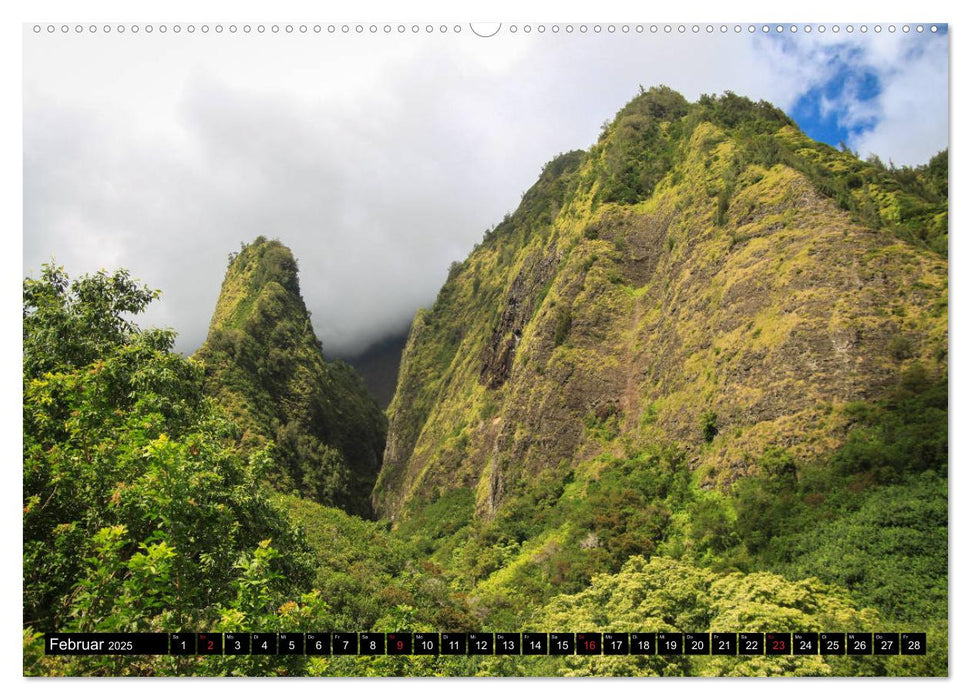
24;88;947;677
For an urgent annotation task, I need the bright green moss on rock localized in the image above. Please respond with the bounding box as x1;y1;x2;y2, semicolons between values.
196;237;386;517
377;89;947;522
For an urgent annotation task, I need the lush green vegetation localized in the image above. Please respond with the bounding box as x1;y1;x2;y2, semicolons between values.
196;237;386;517
24;265;319;675
22;265;469;677
377;88;948;676
24;87;947;677
594;86;691;205
378;86;947;520
273;493;474;632
385;371;947;675
591;87;947;254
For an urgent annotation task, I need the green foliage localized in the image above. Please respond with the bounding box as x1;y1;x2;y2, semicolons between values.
197;238;386;516
535;555;881;676
595;86;690;204
26;85;950;678
690;378;949;675
686;494;737;558
700;411;719;443
732;476;793;554
715;187;731;226
888;334;914;360
23;265;326;676
275;494;476;632
386;370;947;673
23;264;161;377
769;472;946;624
380;85;948;520
573;451;688;571
372;86;948;677
481;151;586;248
20;262;475;676
829;373;946;483
394;447;694;628
69;525;178;631
695;91;794;134
393;488;475;556
738;135;947;255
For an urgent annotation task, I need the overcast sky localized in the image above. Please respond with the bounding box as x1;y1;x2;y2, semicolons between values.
23;24;948;356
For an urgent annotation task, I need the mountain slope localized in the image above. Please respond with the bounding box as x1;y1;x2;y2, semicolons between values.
374;87;947;522
341;331;410;409
196;237;386;516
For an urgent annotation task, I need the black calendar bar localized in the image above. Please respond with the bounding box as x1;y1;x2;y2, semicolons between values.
523;632;547;655
766;633;791;655
739;633;764;655
496;633;521;655
306;633;330;655
170;632;196;655
848;633;873;655
414;632;439;655
658;632;683;655
793;632;818;655
712;633;736;655
387;632;412;655
577;632;602;655
550;633;575;655
684;633;710;655
198;632;222;655
821;632;846;654
359;632;385;655
279;633;304;655
441;633;467;655
252;633;277;655
902;633;926;655
875;633;899;655
224;632;249;655
332;632;357;655
45;633;169;655
42;631;926;656
630;633;656;654
469;632;494;655
603;633;628;655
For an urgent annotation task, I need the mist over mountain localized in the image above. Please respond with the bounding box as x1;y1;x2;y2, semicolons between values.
194;237;387;517
25;86;948;678
339;331;410;410
24;30;948;365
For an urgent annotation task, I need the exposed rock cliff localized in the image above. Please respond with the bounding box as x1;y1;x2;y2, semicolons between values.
374;88;947;522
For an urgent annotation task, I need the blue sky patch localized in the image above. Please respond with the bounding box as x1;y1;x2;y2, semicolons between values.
782;43;883;151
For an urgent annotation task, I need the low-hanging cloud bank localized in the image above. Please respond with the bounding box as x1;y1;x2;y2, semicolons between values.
24;28;948;356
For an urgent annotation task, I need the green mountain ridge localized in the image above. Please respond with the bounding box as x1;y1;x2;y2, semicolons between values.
375;87;947;522
23;86;948;677
361;89;946;673
195;237;387;517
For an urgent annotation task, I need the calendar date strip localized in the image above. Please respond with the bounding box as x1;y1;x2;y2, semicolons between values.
44;631;926;656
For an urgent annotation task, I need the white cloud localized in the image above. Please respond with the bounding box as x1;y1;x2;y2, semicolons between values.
850;36;949;165
751;31;948;164
23;28;948;356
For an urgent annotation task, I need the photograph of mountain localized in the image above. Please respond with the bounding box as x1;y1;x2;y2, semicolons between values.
22;22;948;677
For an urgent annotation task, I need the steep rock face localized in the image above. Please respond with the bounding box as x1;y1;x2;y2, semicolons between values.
196;237;386;517
374;88;947;521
